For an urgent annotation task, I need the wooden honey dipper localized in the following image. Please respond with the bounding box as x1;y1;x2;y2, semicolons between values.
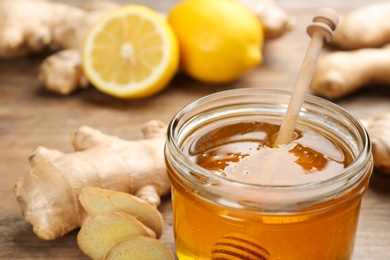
210;9;341;260
211;233;271;260
274;8;340;146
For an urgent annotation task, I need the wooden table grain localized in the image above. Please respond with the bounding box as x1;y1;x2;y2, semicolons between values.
1;0;390;259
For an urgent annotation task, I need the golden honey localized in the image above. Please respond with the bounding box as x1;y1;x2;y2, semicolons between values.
165;89;373;260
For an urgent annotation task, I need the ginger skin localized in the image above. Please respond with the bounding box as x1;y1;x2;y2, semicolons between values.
237;0;295;39
0;0;83;57
330;2;390;50
311;3;390;99
361;113;390;174
14;120;170;240
39;49;89;95
38;2;119;95
310;45;390;99
0;0;118;94
0;0;118;57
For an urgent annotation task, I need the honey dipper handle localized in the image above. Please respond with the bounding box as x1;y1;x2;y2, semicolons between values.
274;8;339;146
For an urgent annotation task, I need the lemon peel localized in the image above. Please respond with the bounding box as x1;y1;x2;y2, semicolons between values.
168;0;263;84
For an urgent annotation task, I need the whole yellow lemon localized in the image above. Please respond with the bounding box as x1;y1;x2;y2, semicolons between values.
168;0;264;84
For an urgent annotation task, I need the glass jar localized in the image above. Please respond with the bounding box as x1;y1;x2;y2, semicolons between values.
165;88;373;260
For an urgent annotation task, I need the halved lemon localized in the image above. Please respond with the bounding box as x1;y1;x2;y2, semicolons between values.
82;5;179;99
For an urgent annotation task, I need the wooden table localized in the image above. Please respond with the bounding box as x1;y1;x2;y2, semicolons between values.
1;0;390;259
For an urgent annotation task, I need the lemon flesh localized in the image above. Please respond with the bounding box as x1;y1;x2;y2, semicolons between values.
83;5;179;99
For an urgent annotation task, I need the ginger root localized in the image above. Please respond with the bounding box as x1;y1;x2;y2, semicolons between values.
0;0;118;94
39;49;89;95
310;45;390;99
330;2;390;50
237;0;295;39
37;2;119;94
0;0;82;57
311;2;390;99
14;120;170;240
361;112;390;174
0;0;117;57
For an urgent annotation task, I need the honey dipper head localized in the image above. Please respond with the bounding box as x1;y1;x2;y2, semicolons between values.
211;233;271;260
307;8;340;42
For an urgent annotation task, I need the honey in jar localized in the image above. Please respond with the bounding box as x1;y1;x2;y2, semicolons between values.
165;89;373;260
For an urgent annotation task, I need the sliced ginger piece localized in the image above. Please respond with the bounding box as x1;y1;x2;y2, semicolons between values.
77;212;155;260
79;187;164;238
104;236;174;260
